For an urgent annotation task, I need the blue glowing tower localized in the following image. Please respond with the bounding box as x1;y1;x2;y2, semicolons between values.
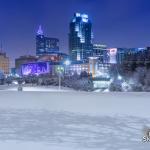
69;13;93;62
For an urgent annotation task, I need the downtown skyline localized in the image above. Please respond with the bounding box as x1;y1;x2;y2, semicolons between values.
0;0;150;62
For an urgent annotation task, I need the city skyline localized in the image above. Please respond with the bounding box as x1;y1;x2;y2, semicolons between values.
1;0;150;62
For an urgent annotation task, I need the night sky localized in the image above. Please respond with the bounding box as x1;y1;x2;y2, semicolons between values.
0;0;150;65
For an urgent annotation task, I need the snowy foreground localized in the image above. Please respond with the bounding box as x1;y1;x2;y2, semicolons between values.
0;90;150;149
0;84;73;92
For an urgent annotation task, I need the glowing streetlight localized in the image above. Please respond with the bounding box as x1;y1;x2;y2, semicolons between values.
118;75;122;80
64;60;71;66
56;66;64;90
64;60;71;75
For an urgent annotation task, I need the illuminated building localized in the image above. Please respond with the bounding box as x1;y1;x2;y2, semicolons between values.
36;25;59;56
89;57;98;77
114;48;148;64
90;57;110;89
109;48;134;64
108;48;117;64
21;61;64;76
0;52;9;74
88;57;110;77
65;57;110;77
37;52;68;62
10;68;16;76
15;55;37;74
116;48;128;64
69;13;93;61
21;62;50;76
65;58;110;89
109;48;138;64
124;48;147;63
66;62;89;75
93;44;108;63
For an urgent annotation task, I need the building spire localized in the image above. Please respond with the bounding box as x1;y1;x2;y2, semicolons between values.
37;25;44;35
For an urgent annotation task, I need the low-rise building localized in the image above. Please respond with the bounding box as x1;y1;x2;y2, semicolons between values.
93;44;108;63
37;52;69;62
15;55;37;74
66;62;89;75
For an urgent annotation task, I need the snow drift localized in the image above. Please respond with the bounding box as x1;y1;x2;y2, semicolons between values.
0;91;150;149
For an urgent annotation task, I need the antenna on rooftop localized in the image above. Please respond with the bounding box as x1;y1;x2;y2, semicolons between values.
37;25;44;35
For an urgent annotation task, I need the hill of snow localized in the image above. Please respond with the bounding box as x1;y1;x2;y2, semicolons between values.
0;91;150;149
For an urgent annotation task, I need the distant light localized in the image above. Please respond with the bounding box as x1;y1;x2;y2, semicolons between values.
138;48;145;51
89;57;98;60
15;74;20;77
72;19;76;22
57;66;64;73
122;82;128;88
12;81;18;85
64;60;71;66
80;38;85;43
76;13;81;17
109;48;117;55
106;75;110;78
82;14;88;22
118;75;122;80
104;89;109;92
109;48;117;64
22;81;25;85
82;14;88;18
82;18;88;22
75;25;79;32
77;52;81;61
37;25;44;35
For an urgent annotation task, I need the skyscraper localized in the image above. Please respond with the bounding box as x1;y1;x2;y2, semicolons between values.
69;13;93;62
36;25;59;56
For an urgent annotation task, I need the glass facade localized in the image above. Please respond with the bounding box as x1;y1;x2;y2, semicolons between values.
36;26;59;56
21;62;50;76
69;13;93;61
93;44;108;63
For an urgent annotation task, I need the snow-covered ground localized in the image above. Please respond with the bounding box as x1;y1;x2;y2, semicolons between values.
0;84;73;92
0;90;150;149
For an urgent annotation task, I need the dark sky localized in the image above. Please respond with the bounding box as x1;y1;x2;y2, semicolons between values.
0;0;150;65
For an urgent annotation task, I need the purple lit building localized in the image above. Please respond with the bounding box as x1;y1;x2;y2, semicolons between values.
15;55;38;75
21;61;65;76
21;62;50;76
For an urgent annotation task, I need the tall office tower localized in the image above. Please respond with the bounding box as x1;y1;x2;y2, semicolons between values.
36;25;59;56
69;13;93;62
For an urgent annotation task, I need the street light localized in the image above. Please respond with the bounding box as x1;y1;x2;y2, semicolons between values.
64;60;71;75
118;75;122;80
64;60;71;66
56;66;64;90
